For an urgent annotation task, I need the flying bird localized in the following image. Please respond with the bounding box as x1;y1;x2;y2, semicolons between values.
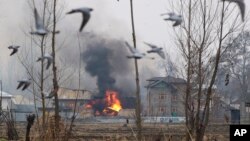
30;8;48;36
36;53;53;70
125;42;154;60
221;0;245;21
8;45;20;56
162;12;182;27
17;79;31;91
67;7;93;32
144;42;165;59
51;30;60;34
42;91;56;99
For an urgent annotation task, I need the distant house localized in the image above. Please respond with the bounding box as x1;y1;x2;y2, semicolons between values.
145;76;186;117
12;95;33;105
240;92;250;124
209;95;239;124
0;91;14;111
192;85;217;114
57;87;92;111
38;87;92;119
191;85;241;124
11;95;46;121
11;104;36;122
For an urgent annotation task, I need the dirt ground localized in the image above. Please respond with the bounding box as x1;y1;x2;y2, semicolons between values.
0;122;229;141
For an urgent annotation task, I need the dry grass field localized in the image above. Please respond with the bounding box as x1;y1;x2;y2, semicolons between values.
0;122;229;141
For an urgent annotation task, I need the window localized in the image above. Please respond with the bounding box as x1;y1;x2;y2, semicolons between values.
159;94;165;100
159;107;165;113
246;103;250;113
172;107;178;116
172;95;177;101
246;107;250;113
245;102;250;107
159;94;165;99
172;107;177;112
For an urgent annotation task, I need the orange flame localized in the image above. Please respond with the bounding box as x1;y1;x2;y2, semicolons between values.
104;90;122;112
84;90;122;116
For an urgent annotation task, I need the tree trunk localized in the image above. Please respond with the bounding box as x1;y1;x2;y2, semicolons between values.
40;0;47;131
40;36;46;138
185;0;194;141
198;1;226;141
51;0;60;139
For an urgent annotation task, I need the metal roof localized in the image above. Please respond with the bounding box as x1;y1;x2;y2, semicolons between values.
0;91;13;98
146;76;186;88
147;76;186;84
13;104;36;113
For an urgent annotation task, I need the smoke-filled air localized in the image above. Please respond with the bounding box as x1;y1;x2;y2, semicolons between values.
1;0;250;141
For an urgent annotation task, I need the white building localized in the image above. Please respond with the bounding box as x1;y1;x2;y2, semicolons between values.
0;91;14;111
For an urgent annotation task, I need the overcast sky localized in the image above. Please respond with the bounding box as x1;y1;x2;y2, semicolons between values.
0;0;250;96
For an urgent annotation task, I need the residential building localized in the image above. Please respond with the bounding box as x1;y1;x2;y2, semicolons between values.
11;104;36;122
240;92;250;124
0;91;14;111
145;76;186;117
38;87;92;119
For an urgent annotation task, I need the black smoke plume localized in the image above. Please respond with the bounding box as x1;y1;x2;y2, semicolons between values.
82;38;133;96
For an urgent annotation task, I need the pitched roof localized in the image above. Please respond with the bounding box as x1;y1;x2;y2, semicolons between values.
146;76;186;88
1;91;13;98
147;76;186;84
58;87;92;99
13;104;36;113
12;95;33;104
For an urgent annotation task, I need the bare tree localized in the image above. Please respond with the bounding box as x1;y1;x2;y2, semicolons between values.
17;0;54;138
168;0;244;140
51;0;61;139
17;0;68;139
220;31;250;123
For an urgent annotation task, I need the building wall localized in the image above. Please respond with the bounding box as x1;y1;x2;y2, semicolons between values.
118;109;135;118
13;112;33;122
240;101;250;124
147;83;185;117
172;84;185;117
1;97;13;111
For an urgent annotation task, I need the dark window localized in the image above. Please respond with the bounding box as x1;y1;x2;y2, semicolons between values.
172;95;177;101
246;103;250;113
159;94;165;100
245;102;250;107
172;107;177;112
159;107;165;112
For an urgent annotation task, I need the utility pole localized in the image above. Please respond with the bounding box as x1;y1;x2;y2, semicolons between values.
129;1;142;140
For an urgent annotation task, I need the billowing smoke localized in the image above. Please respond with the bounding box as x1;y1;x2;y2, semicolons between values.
82;44;115;94
82;37;134;96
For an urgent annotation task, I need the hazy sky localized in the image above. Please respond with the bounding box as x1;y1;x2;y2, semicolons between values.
0;0;250;96
0;0;169;95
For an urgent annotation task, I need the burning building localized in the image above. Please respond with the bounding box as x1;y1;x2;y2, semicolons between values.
85;90;122;116
81;39;136;117
85;89;136;117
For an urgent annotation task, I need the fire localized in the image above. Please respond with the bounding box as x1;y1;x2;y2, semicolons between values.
85;90;122;116
105;90;122;112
